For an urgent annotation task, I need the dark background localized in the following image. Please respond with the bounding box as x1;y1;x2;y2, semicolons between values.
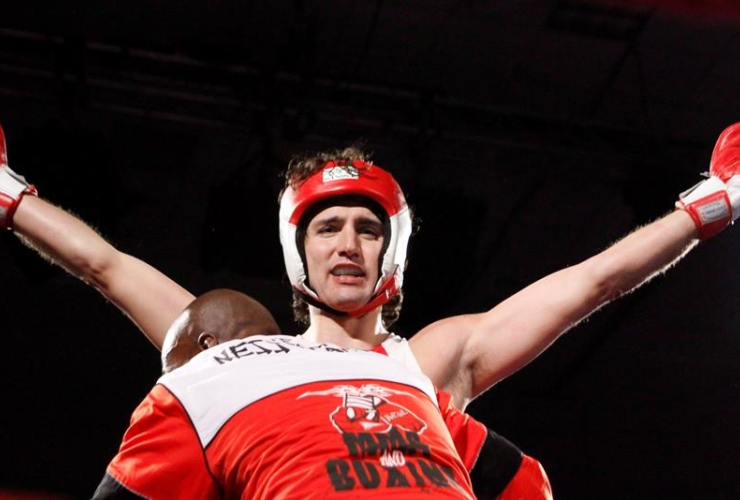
1;0;740;498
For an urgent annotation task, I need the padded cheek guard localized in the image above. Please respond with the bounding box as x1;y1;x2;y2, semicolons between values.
279;160;412;316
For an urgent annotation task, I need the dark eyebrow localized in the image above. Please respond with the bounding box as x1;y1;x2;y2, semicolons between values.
309;215;382;228
355;216;383;227
309;215;342;227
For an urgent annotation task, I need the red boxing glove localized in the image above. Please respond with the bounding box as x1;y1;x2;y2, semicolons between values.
677;123;740;240
710;122;740;181
0;122;38;230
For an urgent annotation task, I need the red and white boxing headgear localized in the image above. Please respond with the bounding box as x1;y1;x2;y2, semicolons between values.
279;159;412;316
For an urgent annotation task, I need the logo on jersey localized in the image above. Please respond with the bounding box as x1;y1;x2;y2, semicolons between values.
298;384;426;434
298;384;466;494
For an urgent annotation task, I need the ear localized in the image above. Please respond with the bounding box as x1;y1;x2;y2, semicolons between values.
197;332;218;350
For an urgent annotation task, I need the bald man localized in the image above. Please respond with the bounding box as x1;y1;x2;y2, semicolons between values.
95;289;550;499
160;288;281;373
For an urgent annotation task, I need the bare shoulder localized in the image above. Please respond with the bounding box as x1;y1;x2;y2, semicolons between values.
409;314;482;399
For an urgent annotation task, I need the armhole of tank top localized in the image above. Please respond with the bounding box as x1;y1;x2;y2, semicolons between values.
381;333;425;376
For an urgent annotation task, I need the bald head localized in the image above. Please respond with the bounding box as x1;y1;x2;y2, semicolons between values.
161;289;281;373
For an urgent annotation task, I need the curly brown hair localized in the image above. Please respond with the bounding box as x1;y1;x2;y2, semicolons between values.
282;146;369;190
291;290;404;329
281;145;405;329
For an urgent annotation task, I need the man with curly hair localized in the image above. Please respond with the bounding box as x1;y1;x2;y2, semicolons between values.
4;119;740;497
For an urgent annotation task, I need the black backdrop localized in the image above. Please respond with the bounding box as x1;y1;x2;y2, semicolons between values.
2;1;740;498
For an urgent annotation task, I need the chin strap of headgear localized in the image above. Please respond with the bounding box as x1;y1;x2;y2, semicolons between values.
279;159;412;316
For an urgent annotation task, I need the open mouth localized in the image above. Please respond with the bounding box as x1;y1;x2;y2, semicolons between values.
330;265;365;278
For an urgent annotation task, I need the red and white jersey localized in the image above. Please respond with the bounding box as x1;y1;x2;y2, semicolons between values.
379;335;553;500
372;334;488;471
104;334;476;499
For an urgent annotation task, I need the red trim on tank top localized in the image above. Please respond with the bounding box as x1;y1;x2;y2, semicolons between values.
371;344;388;355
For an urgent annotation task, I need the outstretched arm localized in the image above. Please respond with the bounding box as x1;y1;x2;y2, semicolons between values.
412;211;697;407
412;123;740;408
1;122;193;348
13;196;194;348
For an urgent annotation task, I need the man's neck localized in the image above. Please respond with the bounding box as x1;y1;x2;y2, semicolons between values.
302;306;388;349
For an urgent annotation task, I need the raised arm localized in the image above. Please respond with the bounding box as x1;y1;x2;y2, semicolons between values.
412;211;697;406
1;123;194;348
412;123;740;408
